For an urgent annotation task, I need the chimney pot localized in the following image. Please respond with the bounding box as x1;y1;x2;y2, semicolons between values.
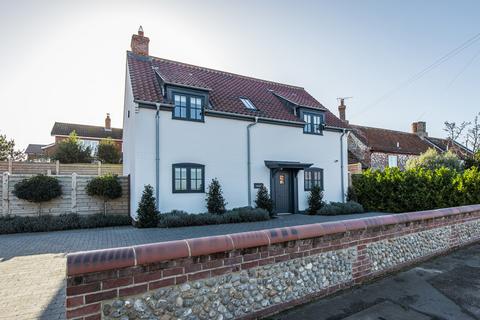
412;121;427;138
105;113;111;131
131;26;149;56
338;98;348;123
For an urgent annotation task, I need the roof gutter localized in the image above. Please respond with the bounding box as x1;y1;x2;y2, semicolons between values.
206;109;304;127
247;117;259;207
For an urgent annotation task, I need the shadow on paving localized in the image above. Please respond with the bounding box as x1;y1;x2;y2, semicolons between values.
268;243;480;320
0;212;385;261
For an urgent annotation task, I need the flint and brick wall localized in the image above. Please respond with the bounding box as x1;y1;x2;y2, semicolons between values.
66;205;480;320
1;173;129;216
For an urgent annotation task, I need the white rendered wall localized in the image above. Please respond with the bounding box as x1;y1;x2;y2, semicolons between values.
126;107;347;217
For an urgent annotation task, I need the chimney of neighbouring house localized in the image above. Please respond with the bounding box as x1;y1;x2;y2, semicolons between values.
105;113;111;131
131;26;149;56
338;98;348;123
411;121;428;138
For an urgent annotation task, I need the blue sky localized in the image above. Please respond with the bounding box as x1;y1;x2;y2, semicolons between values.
0;0;479;149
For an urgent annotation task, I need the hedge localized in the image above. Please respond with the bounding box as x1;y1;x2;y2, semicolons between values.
317;201;364;215
0;214;132;234
352;167;480;213
157;207;270;228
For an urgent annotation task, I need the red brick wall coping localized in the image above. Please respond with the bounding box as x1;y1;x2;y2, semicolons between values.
66;204;480;276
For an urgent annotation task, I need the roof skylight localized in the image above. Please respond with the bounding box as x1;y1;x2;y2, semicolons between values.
240;98;257;110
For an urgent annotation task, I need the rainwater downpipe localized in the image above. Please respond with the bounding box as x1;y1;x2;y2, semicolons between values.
340;129;348;203
155;103;161;211
247;117;259;207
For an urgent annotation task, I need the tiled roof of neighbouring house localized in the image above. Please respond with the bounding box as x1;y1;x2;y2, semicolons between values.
127;51;347;128
349;124;431;155
51;122;123;140
425;136;473;158
25;144;46;155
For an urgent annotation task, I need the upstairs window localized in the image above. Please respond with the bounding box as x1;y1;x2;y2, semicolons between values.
172;163;205;193
173;93;204;121
304;167;324;191
240;98;257;110
303;112;324;135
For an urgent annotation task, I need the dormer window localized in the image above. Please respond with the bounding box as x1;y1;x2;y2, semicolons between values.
302;111;324;135
240;98;257;110
173;92;204;121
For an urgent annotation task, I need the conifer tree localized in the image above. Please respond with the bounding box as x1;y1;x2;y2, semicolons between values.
255;185;274;217
307;185;324;215
136;185;159;228
205;178;227;214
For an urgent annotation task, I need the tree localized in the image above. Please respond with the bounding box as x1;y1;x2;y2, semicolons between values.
406;148;463;171
86;174;122;214
52;131;92;163
443;121;470;145
205;178;227;214
0;134;24;161
307;185;324;215
13;175;62;215
97;138;121;164
136;185;159;228
466;113;480;153
255;185;274;217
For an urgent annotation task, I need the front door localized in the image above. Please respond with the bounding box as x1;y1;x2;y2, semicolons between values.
273;170;293;213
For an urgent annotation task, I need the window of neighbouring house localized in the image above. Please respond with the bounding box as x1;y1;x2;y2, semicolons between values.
173;93;204;121
303;112;324;135
79;139;99;156
388;155;398;168
304;167;324;191
172;163;205;193
240;98;257;110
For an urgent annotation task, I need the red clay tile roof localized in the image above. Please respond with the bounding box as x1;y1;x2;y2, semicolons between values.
51;122;123;140
350;125;431;155
127;51;346;127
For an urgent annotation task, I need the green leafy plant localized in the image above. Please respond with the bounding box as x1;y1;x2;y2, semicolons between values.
13;175;62;215
406;148;463;171
97;138;121;164
52;131;92;164
206;178;227;214
317;201;364;215
255;185;274;217
86;174;122;214
0;134;24;161
307;184;324;215
136;185;160;228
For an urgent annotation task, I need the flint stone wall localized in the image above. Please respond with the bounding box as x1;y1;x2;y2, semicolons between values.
65;205;480;320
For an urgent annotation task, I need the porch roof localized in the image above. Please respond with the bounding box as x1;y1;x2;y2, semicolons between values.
264;161;313;170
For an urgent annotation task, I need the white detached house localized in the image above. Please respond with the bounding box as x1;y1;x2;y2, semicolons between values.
123;28;348;217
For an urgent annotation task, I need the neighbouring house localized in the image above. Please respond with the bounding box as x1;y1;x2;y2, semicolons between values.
24;144;48;162
123;27;349;216
41;114;123;158
338;100;473;171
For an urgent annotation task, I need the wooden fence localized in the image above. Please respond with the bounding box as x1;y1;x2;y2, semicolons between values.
1;173;129;216
0;159;122;176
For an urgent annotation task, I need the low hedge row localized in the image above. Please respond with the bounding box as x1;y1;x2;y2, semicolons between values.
0;213;132;234
352;167;480;213
157;207;270;228
317;201;365;215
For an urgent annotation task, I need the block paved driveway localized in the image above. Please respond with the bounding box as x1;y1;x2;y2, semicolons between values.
0;213;384;320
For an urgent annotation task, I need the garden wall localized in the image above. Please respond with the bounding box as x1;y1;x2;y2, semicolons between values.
0;160;122;175
65;204;480;320
1;173;129;216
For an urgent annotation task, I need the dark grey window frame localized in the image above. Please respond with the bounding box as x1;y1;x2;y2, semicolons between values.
300;110;325;135
304;167;324;191
172;163;205;193
172;91;205;122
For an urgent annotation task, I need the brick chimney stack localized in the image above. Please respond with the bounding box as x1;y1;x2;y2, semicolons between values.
338;98;348;123
105;113;111;131
411;121;428;138
131;26;149;56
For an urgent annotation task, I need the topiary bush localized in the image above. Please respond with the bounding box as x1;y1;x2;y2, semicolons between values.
0;213;131;234
86;174;122;214
307;185;324;215
206;178;227;214
255;185;274;217
317;201;364;215
13;175;62;215
136;185;160;228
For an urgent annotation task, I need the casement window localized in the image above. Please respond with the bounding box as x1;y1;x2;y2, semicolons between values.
304;167;324;191
173;93;204;121
172;163;205;193
303;112;324;135
388;155;398;168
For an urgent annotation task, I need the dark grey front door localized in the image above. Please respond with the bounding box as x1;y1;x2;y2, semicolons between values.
273;170;293;213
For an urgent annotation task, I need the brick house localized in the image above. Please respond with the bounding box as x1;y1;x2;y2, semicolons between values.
337;100;473;171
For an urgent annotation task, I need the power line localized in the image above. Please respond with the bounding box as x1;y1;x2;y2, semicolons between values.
351;31;480;119
445;45;480;89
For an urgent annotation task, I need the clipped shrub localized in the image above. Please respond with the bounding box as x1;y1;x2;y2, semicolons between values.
317;201;364;215
0;213;131;234
13;175;62;215
158;207;270;228
255;185;274;217
307;185;324;215
86;174;122;214
206;178;227;214
136;185;160;228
